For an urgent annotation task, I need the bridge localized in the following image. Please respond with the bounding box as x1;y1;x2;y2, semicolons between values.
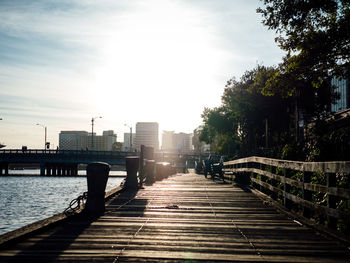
0;149;208;176
0;149;136;176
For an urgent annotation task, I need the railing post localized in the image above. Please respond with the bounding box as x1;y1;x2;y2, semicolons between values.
303;171;312;218
260;163;267;194
230;164;234;184
327;173;337;229
84;162;110;215
283;168;292;209
271;166;278;200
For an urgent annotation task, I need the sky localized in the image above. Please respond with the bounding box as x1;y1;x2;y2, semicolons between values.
0;0;284;149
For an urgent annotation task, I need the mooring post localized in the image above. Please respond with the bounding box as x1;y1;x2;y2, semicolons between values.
125;156;139;189
84;162;110;215
145;160;155;184
139;146;145;186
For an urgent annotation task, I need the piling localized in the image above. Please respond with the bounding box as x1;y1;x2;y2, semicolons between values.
84;162;110;215
144;159;156;184
125;156;139;189
0;163;9;176
155;162;171;181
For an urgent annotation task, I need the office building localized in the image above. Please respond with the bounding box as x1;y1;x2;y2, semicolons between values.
161;131;175;151
123;132;136;151
174;132;193;153
135;122;159;151
59;130;117;151
59;131;88;150
331;76;349;112
161;131;193;153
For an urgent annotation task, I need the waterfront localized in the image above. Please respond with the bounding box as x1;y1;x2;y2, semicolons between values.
0;171;125;235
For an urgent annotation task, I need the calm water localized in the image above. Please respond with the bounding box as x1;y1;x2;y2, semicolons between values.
0;170;125;235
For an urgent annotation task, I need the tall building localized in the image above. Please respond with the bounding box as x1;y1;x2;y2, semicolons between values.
161;131;175;151
123;132;136;151
102;130;117;151
59;131;88;150
135;122;159;151
161;131;193;153
331;77;349;112
59;130;117;151
174;132;192;153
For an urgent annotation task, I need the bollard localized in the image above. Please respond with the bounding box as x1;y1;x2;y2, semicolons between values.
145;160;156;184
155;162;171;181
84;162;110;215
125;156;139;189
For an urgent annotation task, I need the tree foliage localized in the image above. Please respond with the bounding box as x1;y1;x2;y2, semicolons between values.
257;0;350;97
199;66;292;158
112;142;123;151
258;0;349;76
197;1;350;161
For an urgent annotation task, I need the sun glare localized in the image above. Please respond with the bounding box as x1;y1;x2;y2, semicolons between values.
91;1;221;129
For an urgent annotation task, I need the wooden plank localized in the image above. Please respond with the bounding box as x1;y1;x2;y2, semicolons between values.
0;173;349;263
225;156;350;173
225;166;350;201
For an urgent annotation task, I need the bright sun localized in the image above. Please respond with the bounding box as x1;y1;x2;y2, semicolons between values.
91;1;221;132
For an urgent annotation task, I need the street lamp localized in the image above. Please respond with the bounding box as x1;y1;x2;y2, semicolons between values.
36;123;47;149
91;116;102;150
124;124;132;151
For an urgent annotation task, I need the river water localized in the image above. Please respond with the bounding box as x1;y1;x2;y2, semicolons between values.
0;170;125;235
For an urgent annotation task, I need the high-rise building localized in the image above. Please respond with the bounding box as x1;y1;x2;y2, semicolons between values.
331;77;349;112
59;131;88;150
174;132;192;153
103;130;117;151
123;132;136;151
161;131;193;153
59;130;117;151
135;122;159;151
161;131;175;151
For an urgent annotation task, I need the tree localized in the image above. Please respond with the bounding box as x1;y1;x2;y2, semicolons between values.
257;1;350;161
257;0;350;80
199;66;292;158
257;0;349;117
112;142;123;151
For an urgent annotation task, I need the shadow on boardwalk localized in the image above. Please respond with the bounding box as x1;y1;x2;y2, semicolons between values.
0;188;146;263
1;173;349;262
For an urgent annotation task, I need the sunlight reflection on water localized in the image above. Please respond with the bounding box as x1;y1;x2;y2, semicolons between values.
0;171;125;235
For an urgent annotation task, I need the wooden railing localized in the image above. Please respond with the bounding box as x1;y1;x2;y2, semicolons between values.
222;156;350;231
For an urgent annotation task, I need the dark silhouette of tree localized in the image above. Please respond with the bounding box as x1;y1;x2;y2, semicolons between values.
200;66;292;158
257;0;349;98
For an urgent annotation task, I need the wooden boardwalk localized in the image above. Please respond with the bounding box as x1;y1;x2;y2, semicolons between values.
0;172;349;262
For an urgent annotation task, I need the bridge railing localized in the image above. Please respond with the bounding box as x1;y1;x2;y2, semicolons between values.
222;156;350;231
0;149;133;156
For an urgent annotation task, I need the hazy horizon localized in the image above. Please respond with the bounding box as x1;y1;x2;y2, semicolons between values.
0;0;284;148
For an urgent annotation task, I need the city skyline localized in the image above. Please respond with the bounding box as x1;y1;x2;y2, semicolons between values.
58;124;194;151
0;0;284;149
